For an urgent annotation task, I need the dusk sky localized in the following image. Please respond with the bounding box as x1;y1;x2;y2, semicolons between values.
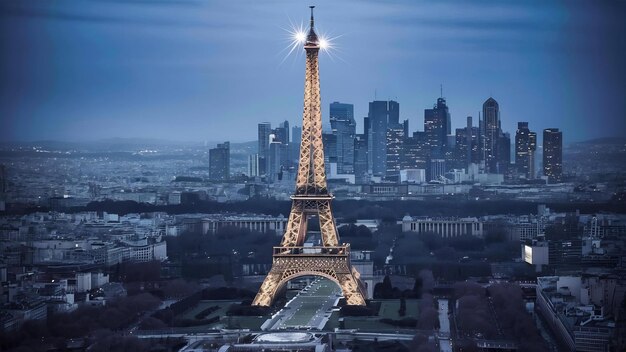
1;0;625;144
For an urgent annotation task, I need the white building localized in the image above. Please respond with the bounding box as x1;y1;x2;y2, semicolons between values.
401;215;484;238
400;169;426;183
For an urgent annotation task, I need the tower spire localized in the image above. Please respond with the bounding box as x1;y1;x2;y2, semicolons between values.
306;5;318;46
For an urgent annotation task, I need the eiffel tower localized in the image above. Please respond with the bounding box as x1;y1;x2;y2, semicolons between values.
252;7;367;307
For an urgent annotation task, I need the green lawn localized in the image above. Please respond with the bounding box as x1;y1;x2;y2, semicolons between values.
177;300;268;330
179;300;234;320
332;299;421;331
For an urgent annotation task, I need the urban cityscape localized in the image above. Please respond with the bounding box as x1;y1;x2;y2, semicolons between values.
1;2;626;352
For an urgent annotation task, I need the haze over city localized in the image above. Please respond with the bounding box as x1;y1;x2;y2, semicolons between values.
2;0;625;143
1;2;626;352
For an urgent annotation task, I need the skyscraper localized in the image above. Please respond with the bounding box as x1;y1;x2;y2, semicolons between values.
329;102;356;174
424;97;449;151
248;154;259;177
481;97;500;173
543;128;563;183
291;125;302;165
497;132;511;174
322;132;337;176
455;121;480;170
275;120;290;144
515;122;537;179
401;132;428;171
368;100;389;176
267;135;282;182
209;142;230;181
353;134;368;184
258;122;272;175
385;126;404;181
388;100;400;127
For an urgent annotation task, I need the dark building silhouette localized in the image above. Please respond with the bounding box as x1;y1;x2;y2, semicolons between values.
543;128;563;183
322;132;337;176
368;100;391;176
515;122;537;179
267;137;282;182
497;132;511;174
424;97;450;152
401;132;428;171
329;102;356;174
353;134;368;184
274;120;290;144
258;122;272;176
402;119;409;138
455;116;480;169
388;100;400;126
291;125;302;164
481;97;501;173
209;142;230;181
385;126;404;181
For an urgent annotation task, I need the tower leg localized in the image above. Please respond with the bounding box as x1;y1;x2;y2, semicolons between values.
338;270;367;306
318;199;339;246
252;270;282;307
281;201;305;247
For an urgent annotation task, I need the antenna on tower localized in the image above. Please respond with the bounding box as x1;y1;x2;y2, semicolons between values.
309;6;315;28
440;84;443;98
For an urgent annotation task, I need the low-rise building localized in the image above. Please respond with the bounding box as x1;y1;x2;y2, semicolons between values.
536;275;625;351
402;215;484;238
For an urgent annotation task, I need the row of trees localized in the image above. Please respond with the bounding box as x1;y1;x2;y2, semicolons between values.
0;293;162;352
40;198;626;219
453;281;549;352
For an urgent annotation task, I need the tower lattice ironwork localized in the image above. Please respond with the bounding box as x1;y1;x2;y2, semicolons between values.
252;7;367;307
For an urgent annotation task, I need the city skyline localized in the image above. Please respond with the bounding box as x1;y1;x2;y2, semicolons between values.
2;1;625;143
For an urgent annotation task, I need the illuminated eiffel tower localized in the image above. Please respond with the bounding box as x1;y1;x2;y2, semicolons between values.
252;7;367;307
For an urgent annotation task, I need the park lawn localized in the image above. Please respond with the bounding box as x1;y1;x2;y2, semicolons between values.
179;300;238;321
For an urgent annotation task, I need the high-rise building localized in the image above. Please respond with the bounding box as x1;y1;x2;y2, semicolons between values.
515;122;537;179
322;132;337;176
209;142;230;181
388;100;399;126
401;132;428;171
329;102;356;174
363;116;370;143
543;128;563;183
385;126;404;181
481;97;500;173
274;120;290;144
368;100;389;176
248;154;259;177
258;122;272;175
291;125;302;164
424;97;449;152
267;135;282;182
353;135;368;184
429;158;446;181
496;132;511;174
455;116;480;169
402;119;409;138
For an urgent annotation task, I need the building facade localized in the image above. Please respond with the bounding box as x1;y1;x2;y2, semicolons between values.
515;122;537;179
402;216;484;238
209;142;230;181
329;102;356;174
543;128;563;183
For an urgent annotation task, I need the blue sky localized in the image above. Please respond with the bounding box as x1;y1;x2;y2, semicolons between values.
1;0;624;144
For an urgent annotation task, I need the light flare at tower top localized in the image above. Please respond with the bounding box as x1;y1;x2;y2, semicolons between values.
281;5;339;64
